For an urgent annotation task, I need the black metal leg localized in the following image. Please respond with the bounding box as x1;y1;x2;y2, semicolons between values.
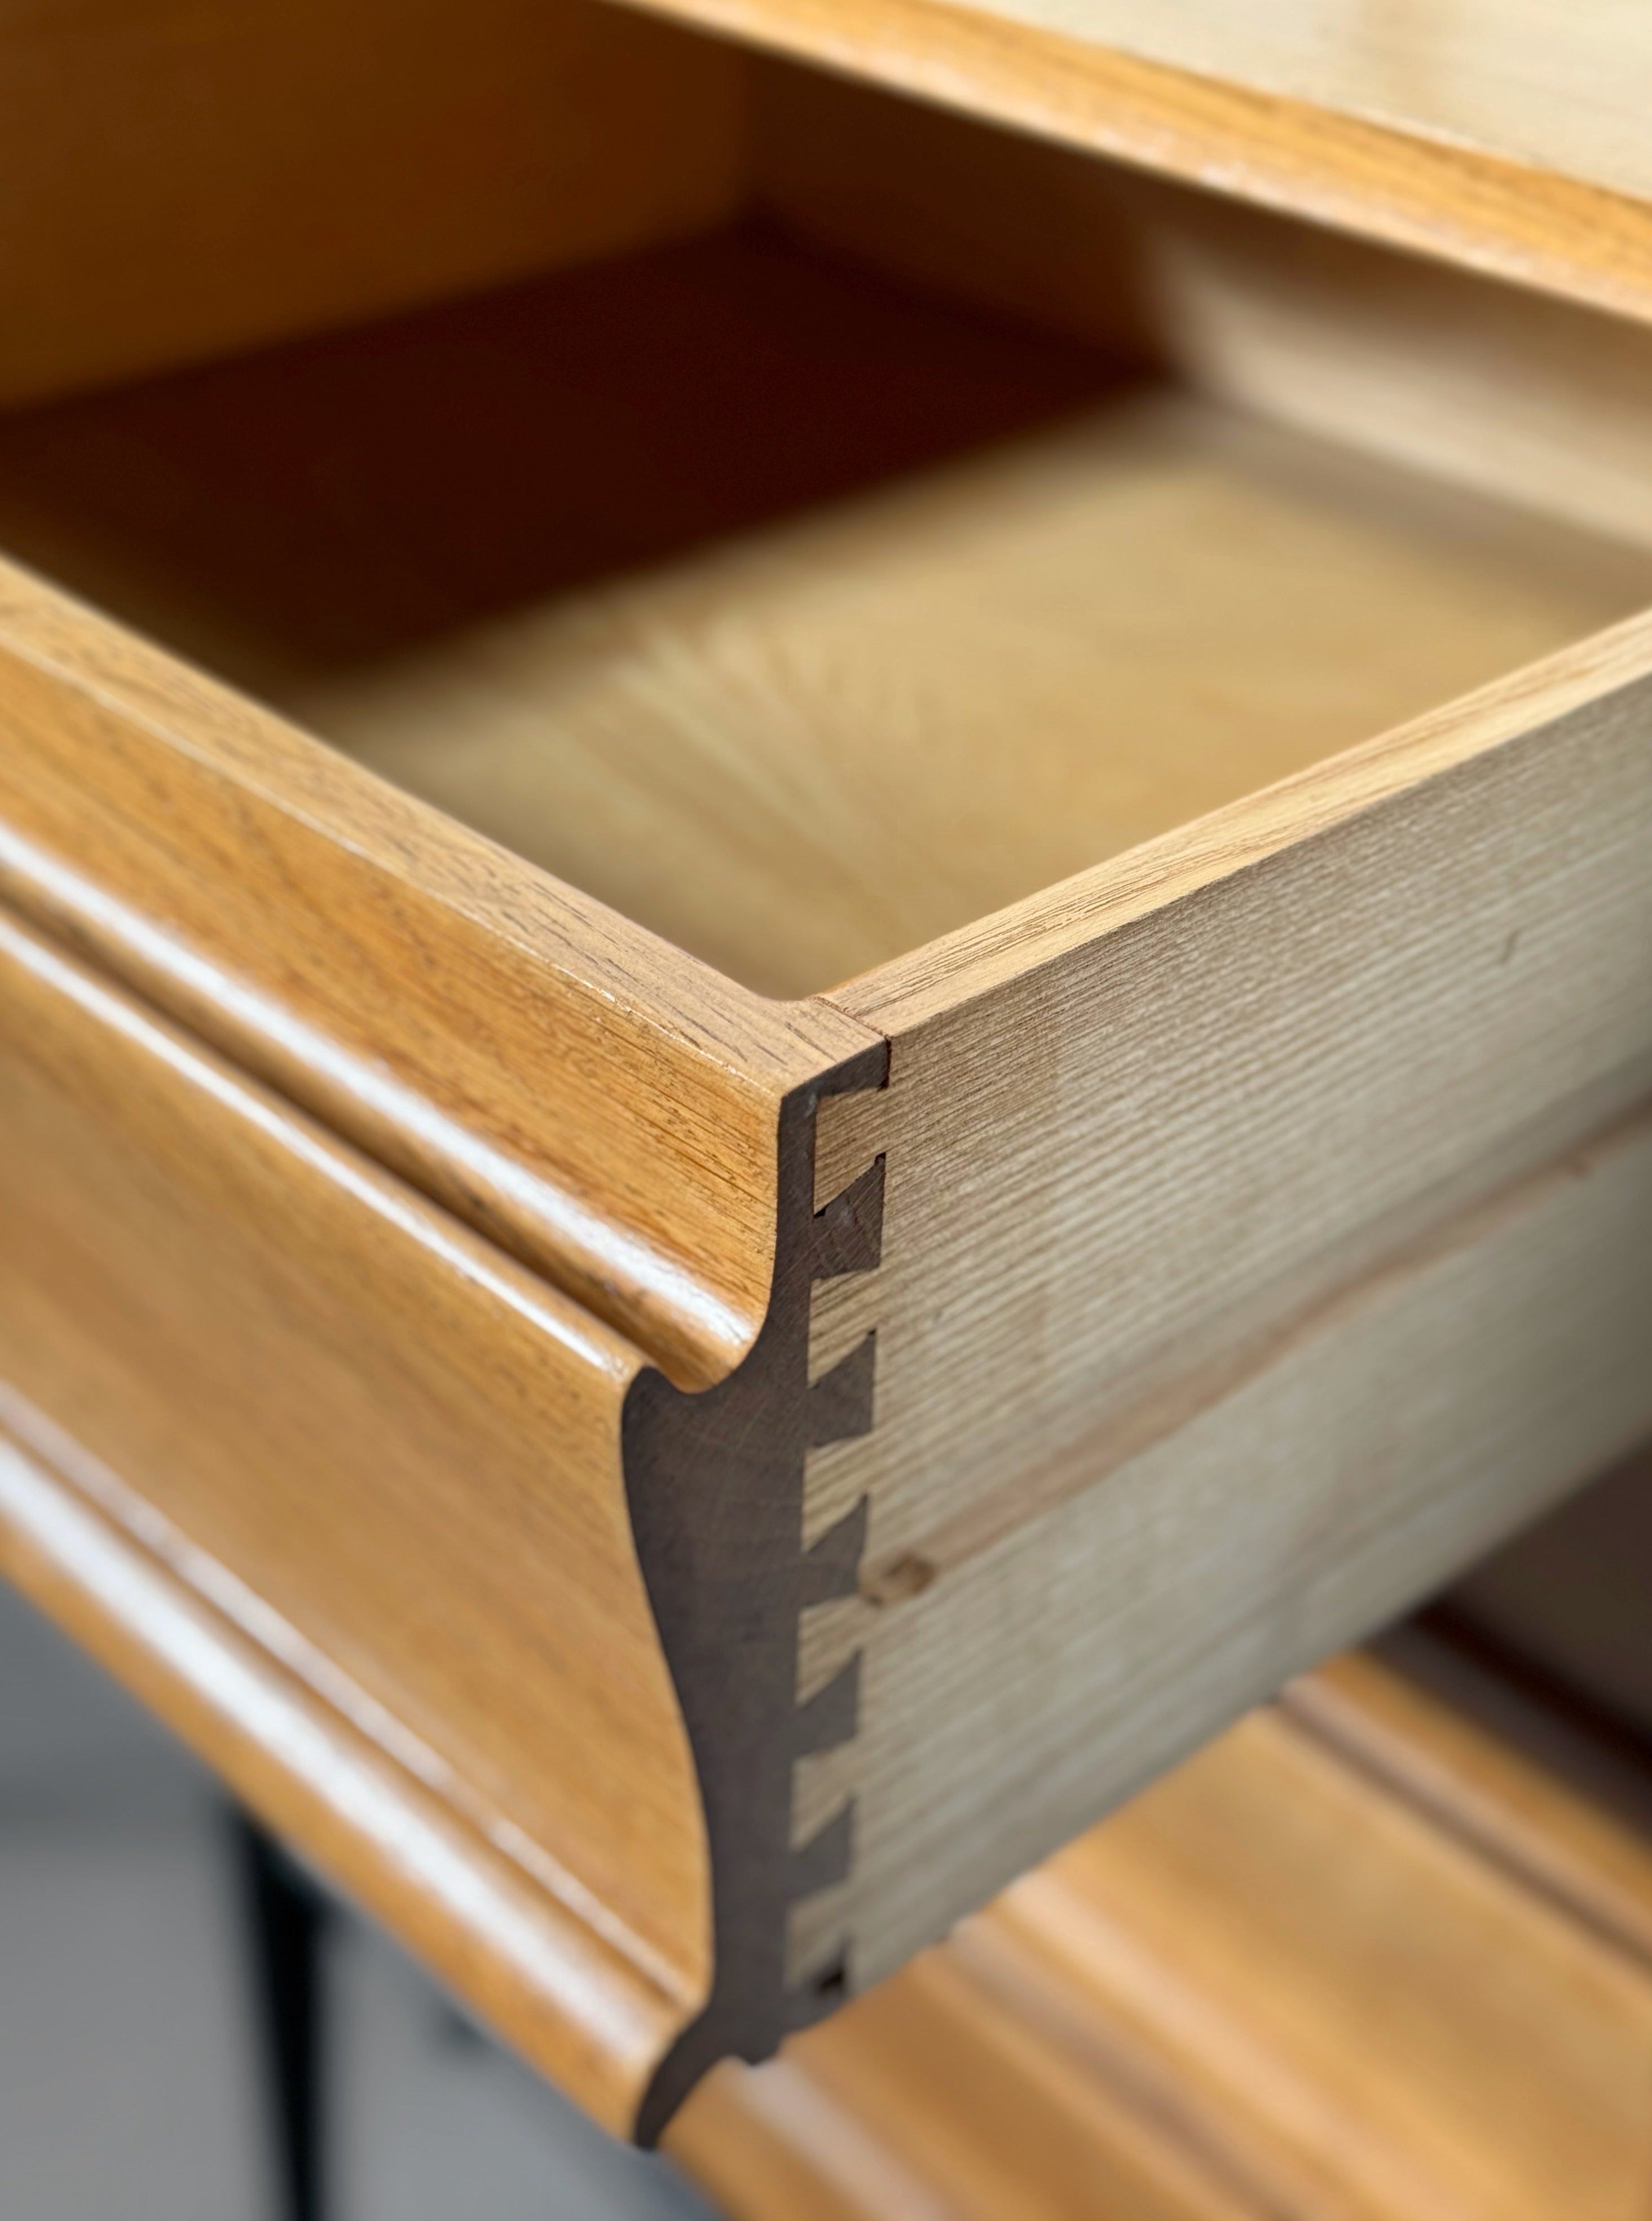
230;1810;329;2221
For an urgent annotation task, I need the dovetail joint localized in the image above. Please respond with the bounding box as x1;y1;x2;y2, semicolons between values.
784;1130;886;2019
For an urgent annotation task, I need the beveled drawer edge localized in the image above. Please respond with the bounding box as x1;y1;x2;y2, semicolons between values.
0;1392;694;2136
0;554;880;1390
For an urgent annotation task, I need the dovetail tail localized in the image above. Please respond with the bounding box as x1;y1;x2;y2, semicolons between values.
794;1653;861;1757
812;1155;886;1279
629;1062;888;2132
807;1331;876;1448
791;1801;854;1901
800;1496;870;1608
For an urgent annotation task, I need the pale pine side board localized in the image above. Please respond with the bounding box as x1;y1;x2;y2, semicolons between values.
796;618;1652;1993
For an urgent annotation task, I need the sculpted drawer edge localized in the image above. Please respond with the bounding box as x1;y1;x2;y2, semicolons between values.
0;554;879;1391
0;887;892;2134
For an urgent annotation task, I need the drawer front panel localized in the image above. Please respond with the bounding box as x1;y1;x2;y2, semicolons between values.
0;903;710;2064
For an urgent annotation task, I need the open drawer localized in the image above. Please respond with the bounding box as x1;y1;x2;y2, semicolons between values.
1;20;1650;2139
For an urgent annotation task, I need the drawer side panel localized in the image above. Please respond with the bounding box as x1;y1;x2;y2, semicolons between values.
819;627;1652;1987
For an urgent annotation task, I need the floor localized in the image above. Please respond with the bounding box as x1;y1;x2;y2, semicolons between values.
0;1577;715;2221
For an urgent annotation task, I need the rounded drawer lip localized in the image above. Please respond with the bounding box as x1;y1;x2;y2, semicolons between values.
0;557;879;1389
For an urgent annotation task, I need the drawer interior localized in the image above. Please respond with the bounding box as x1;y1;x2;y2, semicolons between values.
6;54;1652;998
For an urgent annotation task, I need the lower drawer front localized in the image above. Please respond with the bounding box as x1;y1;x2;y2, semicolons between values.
0;901;710;2131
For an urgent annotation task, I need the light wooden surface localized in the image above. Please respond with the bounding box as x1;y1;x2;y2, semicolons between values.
0;903;707;2130
1;46;1651;2135
0;227;1103;1001
0;0;747;408
640;0;1652;328
673;1640;1652;2220
1;226;1645;1000
808;605;1652;1990
0;1418;694;2139
311;402;1649;999
0;808;888;2127
0;551;878;1389
792;1083;1652;1992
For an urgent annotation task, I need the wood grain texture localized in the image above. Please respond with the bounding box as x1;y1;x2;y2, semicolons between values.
1284;1645;1652;1973
0;555;878;1389
669;2058;963;2221
796;1100;1652;1998
0;225;1117;1000
638;0;1652;327
622;1048;889;2137
313;402;1649;998
2;225;1645;1001
2;94;1651;2132
816;618;1652;1990
674;1641;1652;2220
835;606;1652;1029
0;901;708;2129
0;0;748;407
0;1411;689;2136
681;1951;1264;2221
990;1655;1652;2221
918;0;1652;210
0;859;894;2131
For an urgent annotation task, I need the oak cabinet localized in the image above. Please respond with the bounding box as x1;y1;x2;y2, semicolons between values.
1;1;1649;2137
